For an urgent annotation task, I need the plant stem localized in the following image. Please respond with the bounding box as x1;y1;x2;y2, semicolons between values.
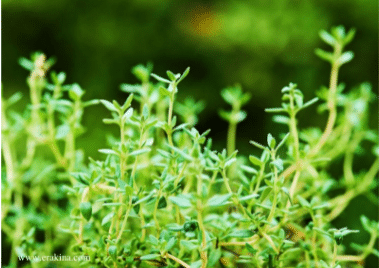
327;157;379;221
119;115;126;182
227;121;236;156
207;171;218;194
79;187;90;243
47;103;67;168
218;235;259;246
222;169;233;195
153;188;162;234
165;253;191;268
197;174;208;268
222;169;247;217
167;95;175;147
139;203;146;241
131;127;145;189
357;157;379;193
289;94;300;160
266;152;279;226
331;241;338;267
289;171;301;199
310;212;319;267
1;106;16;185
261;232;279;254
343;131;363;185
106;208;117;251
310;44;342;157
116;197;133;242
10;189;25;266
336;230;377;262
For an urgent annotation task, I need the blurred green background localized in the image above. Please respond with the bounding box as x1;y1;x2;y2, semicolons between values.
2;0;378;265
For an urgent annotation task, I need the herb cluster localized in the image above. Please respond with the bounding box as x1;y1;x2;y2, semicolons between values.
2;26;378;268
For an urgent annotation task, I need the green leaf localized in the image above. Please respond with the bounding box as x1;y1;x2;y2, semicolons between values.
338;51;354;65
98;149;119;156
159;85;171;97
142;104;149;119
332;25;346;40
129;148;151;157
148;234;159;246
165;237;177;251
177;67;190;83
360;215;371;232
229;229;255;238
112;100;121;111
134;192;155;205
301;97;319;110
103;118;118;125
72;173;90;186
166;70;177;81
122;107;134;121
313;204;329;210
190;260;202;268
122;93;134;110
276;133;289;150
69;84;85;101
83;99;100;107
208;249;222;266
55;124;70;140
315;48;334;63
100;100;118;112
108;245;118;260
265;107;285;113
158;196;167;209
7;92;23;106
151;73;171;83
319;30;336;46
245;243;258;254
273;115;290;124
271;159;283;171
249;140;267;151
169;195;192;208
294;94;303;107
239;194;259;202
260;187;272;202
249;155;263;166
121;92;134;109
132;63;152;82
167;223;183;232
79;202;92;221
140;254;161;260
224;157;236;168
183;221;198;232
102;202;124;207
57;72;66;83
267;133;276;149
235;110;247;123
281;187;292;205
19;57;34;70
120;84;140;93
207;193;232;207
343;28;356;45
167;145;193;161
240;165;257;174
101;212;115;226
180;240;198;251
219;109;231;122
297;195;311;208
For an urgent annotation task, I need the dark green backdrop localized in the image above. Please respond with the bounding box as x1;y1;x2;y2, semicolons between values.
2;0;378;265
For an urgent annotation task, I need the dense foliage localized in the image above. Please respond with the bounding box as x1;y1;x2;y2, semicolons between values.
2;26;378;267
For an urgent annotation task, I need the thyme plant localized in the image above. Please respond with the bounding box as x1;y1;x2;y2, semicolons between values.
2;26;378;268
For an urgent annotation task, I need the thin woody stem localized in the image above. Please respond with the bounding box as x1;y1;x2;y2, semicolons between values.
165;253;190;268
